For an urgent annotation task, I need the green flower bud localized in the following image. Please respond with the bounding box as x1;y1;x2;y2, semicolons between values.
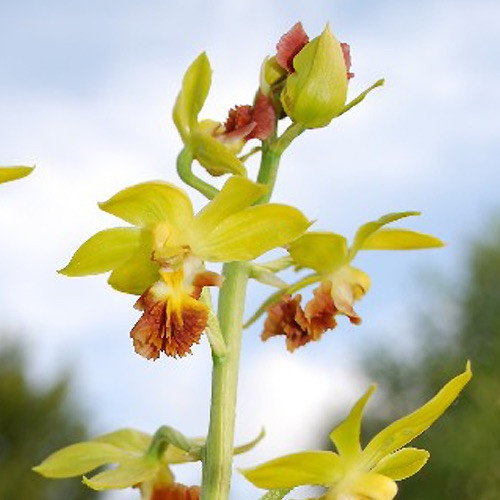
281;24;348;128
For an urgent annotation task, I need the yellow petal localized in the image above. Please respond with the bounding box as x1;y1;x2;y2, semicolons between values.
98;181;194;228
349;211;420;259
59;228;141;276
349;472;398;500
173;52;212;142
372;447;430;481
192;176;268;239
240;451;344;489
189;124;247;176
107;230;160;295
361;362;472;469
194;204;310;262
93;428;151;454
33;442;128;478
329;385;376;462
288;232;348;274
360;228;444;250
0;166;34;184
82;458;158;491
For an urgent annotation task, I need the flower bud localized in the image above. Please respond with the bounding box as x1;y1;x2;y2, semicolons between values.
281;24;348;128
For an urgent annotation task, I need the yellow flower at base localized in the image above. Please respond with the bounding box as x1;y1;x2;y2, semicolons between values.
61;176;310;358
241;363;472;500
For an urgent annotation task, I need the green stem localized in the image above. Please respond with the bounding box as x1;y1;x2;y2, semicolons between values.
201;261;249;499
176;147;219;199
256;142;282;204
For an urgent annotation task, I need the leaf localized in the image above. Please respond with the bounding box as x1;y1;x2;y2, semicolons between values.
372;447;430;481
59;227;141;276
240;451;344;489
288;232;348;274
360;228;444;250
361;362;472;469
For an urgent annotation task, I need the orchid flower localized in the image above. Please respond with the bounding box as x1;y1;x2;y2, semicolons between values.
60;176;309;359
242;363;472;500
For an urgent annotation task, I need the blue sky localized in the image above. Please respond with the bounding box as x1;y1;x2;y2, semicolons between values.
1;0;499;498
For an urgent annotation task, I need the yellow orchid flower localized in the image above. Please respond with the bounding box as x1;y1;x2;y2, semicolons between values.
34;426;264;499
60;176;309;359
247;211;443;351
0;165;33;184
241;363;472;500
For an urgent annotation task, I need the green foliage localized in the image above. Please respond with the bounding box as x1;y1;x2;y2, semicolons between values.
0;340;98;499
364;223;500;500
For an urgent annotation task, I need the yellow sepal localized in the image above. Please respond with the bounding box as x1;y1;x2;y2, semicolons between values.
0;165;33;184
241;451;344;489
173;52;212;142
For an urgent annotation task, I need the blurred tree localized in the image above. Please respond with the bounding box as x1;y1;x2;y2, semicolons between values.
0;340;99;499
362;225;500;499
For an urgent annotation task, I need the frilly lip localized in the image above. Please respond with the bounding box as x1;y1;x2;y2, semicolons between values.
276;22;309;73
261;279;363;352
222;93;276;143
149;482;200;500
131;268;222;360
